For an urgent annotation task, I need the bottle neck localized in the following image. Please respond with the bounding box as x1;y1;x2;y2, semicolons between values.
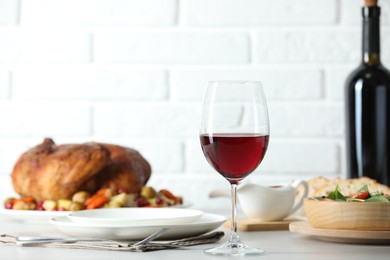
362;6;381;66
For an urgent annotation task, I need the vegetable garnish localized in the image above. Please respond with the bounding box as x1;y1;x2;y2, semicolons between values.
310;184;390;202
327;185;347;201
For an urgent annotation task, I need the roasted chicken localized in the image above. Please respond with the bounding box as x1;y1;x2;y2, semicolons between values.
11;138;151;201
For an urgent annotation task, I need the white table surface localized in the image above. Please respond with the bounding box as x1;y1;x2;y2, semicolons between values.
1;211;390;260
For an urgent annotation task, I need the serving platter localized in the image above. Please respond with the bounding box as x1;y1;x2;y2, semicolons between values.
289;221;390;244
50;213;227;240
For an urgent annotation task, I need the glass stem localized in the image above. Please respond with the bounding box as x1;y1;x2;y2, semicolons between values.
229;183;241;244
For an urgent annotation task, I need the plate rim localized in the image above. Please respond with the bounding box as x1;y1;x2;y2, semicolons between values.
51;212;226;229
67;207;204;225
49;213;227;240
0;208;68;217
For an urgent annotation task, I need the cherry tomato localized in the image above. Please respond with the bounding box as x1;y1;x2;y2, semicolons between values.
135;198;150;207
352;190;370;200
5;201;14;209
36;201;44;211
156;197;164;205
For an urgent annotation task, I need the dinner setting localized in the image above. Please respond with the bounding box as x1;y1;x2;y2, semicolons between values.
1;0;390;259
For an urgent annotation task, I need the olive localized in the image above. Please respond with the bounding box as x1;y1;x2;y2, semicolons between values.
69;202;85;211
105;201;122;208
140;186;156;199
110;193;127;206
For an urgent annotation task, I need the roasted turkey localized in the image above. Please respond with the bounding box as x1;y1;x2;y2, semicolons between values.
11;138;151;200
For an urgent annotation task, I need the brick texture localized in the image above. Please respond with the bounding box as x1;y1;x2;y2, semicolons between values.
94;103;201;137
255;30;360;63
13;68;168;100
326;66;356;101
268;103;344;137
95;32;249;63
0;102;91;136
21;0;177;26
0;71;10;99
186;0;337;26
0;32;91;63
342;0;390;26
172;68;323;101
0;0;19;25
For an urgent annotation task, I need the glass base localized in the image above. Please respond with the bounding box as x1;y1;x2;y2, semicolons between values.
203;241;266;256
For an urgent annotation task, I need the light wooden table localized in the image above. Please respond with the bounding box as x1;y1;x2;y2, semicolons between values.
1;213;390;260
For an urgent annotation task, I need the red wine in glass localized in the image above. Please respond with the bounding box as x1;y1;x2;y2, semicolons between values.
200;80;269;256
200;133;269;184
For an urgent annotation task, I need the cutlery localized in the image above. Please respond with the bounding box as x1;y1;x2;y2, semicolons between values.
130;227;170;246
16;227;170;247
16;236;119;246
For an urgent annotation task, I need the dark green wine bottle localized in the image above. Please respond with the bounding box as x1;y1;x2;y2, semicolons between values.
345;0;390;185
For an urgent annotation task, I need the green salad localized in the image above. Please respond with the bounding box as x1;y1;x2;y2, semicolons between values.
314;184;390;202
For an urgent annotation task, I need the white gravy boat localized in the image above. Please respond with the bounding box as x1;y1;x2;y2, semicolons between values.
210;180;309;221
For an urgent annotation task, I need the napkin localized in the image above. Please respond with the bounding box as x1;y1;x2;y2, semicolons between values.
0;232;225;252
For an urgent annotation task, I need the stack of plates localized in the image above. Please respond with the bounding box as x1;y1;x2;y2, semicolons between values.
50;208;226;240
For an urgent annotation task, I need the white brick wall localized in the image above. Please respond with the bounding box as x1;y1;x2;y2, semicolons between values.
0;32;91;63
186;0;338;26
0;0;18;25
13;68;168;100
0;71;10;99
0;102;91;136
255;30;361;63
342;0;390;25
172;68;323;100
94;103;200;137
0;0;389;210
20;0;177;26
95;32;249;63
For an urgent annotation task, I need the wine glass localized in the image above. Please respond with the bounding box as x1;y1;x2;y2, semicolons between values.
199;80;270;256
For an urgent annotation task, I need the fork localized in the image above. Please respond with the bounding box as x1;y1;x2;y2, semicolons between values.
16;227;170;247
130;227;170;247
16;236;121;246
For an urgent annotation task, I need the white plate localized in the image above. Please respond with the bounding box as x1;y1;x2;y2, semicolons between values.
67;208;204;226
50;213;227;240
0;202;192;223
0;208;68;222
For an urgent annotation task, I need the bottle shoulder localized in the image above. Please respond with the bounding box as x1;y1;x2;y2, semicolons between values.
349;63;390;75
346;64;390;85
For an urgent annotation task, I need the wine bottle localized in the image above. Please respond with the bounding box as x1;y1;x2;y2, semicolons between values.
345;0;390;185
